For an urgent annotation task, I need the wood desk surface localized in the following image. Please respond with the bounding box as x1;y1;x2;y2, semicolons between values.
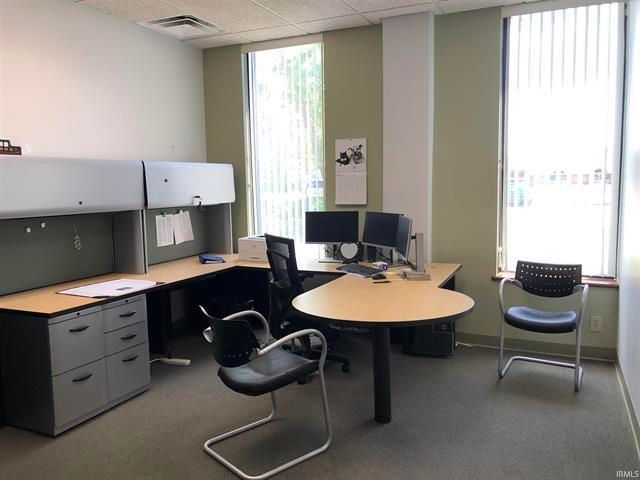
0;255;468;319
292;264;474;326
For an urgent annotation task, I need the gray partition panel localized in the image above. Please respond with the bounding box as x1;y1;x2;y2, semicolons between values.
0;214;114;296
145;207;210;265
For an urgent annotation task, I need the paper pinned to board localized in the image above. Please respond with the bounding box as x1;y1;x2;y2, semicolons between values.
156;214;174;247
173;210;195;245
58;279;158;298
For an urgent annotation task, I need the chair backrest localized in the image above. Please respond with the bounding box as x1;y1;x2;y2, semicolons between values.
202;311;259;368
515;260;582;298
264;234;304;296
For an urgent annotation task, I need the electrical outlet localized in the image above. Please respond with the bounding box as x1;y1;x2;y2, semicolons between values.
590;315;603;333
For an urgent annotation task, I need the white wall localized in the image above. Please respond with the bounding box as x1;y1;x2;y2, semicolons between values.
382;13;434;260
0;0;206;162
618;0;640;423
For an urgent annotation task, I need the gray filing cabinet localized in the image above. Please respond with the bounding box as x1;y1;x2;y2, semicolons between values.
0;294;150;436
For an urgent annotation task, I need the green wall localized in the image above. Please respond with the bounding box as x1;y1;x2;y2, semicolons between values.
324;26;383;232
432;8;618;356
203;25;383;248
203;45;247;250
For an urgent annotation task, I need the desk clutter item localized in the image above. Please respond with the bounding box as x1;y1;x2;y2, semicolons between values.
199;254;225;264
58;279;158;298
0;139;21;155
238;235;267;262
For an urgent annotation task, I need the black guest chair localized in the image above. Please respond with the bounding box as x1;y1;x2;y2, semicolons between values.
199;306;332;480
264;234;351;373
498;261;589;392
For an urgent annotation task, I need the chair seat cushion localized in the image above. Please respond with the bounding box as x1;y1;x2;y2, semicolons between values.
218;347;318;396
505;306;577;334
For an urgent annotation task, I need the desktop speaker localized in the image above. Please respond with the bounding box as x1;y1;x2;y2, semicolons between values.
401;321;455;357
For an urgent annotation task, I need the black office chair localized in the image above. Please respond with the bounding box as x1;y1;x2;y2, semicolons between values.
199;306;332;480
498;261;589;392
264;234;351;373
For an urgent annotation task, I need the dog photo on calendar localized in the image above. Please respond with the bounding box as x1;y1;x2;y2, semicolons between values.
335;138;366;173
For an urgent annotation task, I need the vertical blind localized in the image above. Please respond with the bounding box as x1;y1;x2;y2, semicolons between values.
248;43;324;244
502;2;624;276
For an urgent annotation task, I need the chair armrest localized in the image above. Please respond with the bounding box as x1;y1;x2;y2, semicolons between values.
499;277;523;317
258;329;328;368
572;284;590;324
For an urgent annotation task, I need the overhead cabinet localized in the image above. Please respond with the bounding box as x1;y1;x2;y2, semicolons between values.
0;156;144;219
143;161;235;209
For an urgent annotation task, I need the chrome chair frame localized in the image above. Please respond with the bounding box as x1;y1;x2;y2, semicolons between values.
201;308;332;480
498;278;589;392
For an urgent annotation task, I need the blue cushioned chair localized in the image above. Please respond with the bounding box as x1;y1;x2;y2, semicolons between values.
498;261;589;392
200;307;332;480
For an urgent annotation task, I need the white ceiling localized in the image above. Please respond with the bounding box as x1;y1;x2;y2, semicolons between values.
76;0;538;49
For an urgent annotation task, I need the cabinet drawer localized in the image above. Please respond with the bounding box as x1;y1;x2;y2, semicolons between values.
103;297;147;332
53;358;107;428
49;311;105;375
104;321;148;356
106;343;150;402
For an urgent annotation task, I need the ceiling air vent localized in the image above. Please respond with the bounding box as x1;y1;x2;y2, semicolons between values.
138;15;222;41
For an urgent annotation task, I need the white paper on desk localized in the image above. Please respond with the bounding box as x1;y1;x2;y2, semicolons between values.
58;279;158;298
156;215;174;247
173;210;194;245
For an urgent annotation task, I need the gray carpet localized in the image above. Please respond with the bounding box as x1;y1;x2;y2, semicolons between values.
0;332;637;480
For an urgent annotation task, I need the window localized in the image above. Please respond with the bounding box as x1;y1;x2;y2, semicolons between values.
247;42;324;244
500;2;625;277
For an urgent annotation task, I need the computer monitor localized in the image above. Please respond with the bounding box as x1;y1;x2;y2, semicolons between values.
395;216;413;259
362;211;401;249
305;211;359;244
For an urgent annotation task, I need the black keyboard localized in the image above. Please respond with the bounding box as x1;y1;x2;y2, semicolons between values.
336;263;381;277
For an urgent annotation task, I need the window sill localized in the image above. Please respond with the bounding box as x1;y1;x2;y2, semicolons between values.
491;271;619;289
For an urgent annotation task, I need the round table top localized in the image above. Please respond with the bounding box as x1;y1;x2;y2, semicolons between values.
292;267;475;327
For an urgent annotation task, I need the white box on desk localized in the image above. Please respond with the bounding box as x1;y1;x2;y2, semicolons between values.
238;236;267;262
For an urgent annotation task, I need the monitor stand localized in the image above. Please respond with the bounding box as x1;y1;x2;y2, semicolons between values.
317;244;342;263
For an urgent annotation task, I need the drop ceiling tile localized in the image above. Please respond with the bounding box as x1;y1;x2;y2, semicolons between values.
298;14;369;34
79;0;184;22
255;0;356;23
363;3;437;22
189;33;248;49
435;0;520;14
165;0;287;32
344;0;434;13
239;25;308;42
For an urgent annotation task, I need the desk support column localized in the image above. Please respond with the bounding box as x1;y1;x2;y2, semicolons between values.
372;327;391;424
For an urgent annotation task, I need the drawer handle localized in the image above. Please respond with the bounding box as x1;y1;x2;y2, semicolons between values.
72;373;93;383
69;325;90;333
122;354;139;363
120;333;138;341
119;311;137;318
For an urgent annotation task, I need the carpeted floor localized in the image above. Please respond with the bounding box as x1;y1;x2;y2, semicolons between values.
0;332;637;480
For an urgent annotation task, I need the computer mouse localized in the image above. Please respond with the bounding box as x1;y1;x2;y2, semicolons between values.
372;273;387;280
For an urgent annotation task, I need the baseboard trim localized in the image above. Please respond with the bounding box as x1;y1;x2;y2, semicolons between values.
456;333;616;361
616;361;640;462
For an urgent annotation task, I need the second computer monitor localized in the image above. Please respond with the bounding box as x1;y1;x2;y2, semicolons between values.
362;211;401;249
305;211;359;244
395;215;413;258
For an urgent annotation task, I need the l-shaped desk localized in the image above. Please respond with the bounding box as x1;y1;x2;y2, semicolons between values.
0;254;474;429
